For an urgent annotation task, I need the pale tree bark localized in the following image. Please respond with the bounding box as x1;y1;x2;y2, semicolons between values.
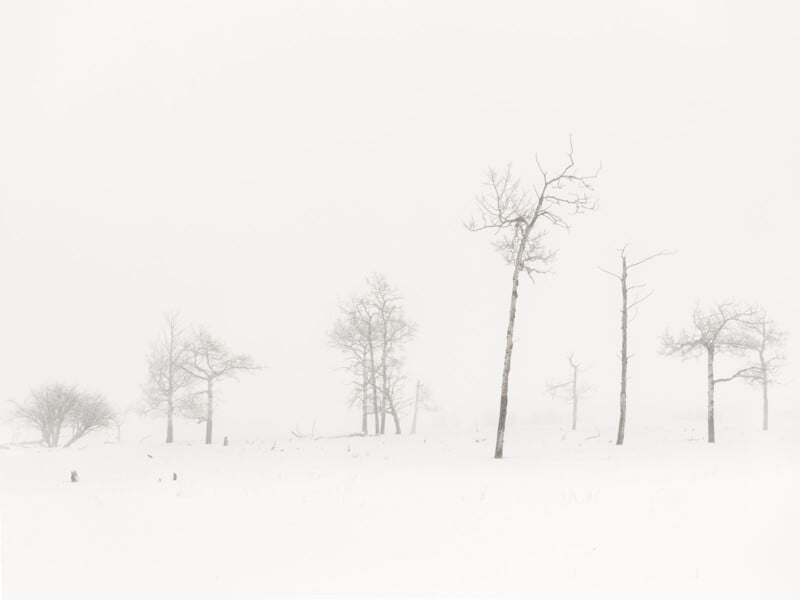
617;256;628;445
205;379;214;445
663;302;759;443
145;311;191;444
706;347;715;443
180;327;260;445
740;312;785;433
411;380;421;434
469;141;598;458
601;247;670;445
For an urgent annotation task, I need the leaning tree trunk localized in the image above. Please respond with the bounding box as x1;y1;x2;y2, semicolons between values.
616;256;628;445
495;255;525;459
205;379;214;444
706;348;715;443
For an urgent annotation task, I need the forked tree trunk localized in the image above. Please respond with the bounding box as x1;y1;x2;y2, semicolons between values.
205;380;214;444
707;347;715;443
388;399;401;434
616;256;628;446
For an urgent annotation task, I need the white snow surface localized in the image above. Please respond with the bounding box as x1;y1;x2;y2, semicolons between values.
1;426;798;599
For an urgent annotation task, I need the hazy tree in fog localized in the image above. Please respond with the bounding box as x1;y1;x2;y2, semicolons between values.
410;380;435;435
144;311;193;443
329;295;375;435
741;309;786;431
599;247;670;445
546;354;584;431
330;276;415;436
467;139;597;458
63;393;116;447
367;273;415;435
662;302;759;443
14;383;115;447
180;328;260;444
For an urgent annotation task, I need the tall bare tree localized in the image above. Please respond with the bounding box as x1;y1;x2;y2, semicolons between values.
367;273;415;435
330;276;415;436
600;247;670;445
662;302;758;443
180;328;260;444
546;354;584;431
741;309;786;431
468;139;597;458
329;295;374;435
144;311;193;443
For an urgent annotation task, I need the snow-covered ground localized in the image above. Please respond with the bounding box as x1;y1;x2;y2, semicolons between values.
1;425;798;599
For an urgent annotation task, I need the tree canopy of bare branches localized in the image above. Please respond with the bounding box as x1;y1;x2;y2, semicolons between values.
14;383;115;447
329;274;415;436
662;302;760;443
599;246;671;445
180;328;261;444
143;311;193;443
467;138;598;458
740;308;786;431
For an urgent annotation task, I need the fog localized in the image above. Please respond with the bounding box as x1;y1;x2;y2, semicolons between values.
1;0;798;441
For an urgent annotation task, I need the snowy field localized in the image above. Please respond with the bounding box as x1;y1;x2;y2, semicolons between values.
2;425;798;599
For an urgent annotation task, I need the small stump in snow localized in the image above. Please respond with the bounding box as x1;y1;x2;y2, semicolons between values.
70;470;79;483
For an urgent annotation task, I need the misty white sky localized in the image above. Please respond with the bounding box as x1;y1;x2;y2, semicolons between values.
1;1;798;441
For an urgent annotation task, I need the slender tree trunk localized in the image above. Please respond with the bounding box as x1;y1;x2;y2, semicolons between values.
166;393;174;444
205;379;214;444
495;260;524;459
707;347;715;443
411;380;420;434
367;331;380;436
571;366;578;431
616;257;628;446
361;368;369;435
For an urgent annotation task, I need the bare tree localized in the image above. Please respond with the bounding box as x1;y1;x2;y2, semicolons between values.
410;380;435;434
546;354;584;431
599;247;671;445
14;384;114;447
367;273;415;435
63;393;116;447
741;309;786;431
144;311;193;443
180;328;260;444
467;139;597;458
330;276;415;436
329;295;374;435
662;302;759;443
